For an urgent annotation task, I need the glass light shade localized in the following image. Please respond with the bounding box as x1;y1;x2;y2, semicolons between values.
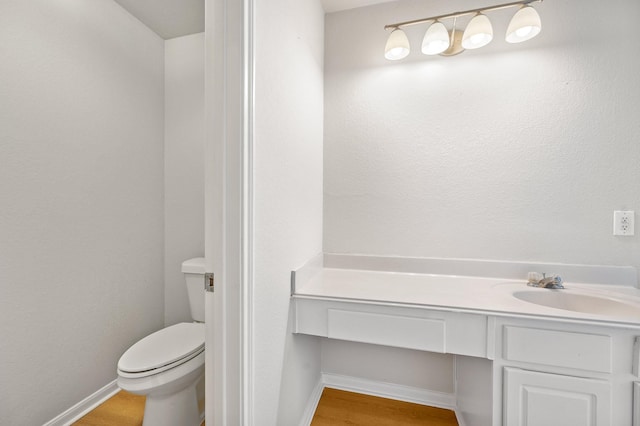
384;28;410;60
506;5;541;43
421;21;450;55
462;13;493;50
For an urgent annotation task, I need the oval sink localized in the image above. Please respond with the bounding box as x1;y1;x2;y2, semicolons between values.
513;290;640;319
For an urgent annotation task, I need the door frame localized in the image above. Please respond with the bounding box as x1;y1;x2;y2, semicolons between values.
204;0;254;424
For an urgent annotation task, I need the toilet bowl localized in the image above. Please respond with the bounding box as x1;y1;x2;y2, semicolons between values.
117;258;206;426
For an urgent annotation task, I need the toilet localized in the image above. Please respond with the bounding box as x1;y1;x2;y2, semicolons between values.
117;258;206;426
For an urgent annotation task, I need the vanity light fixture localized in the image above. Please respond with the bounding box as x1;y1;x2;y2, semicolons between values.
421;21;450;55
506;5;542;43
384;0;543;60
384;28;411;60
462;13;493;49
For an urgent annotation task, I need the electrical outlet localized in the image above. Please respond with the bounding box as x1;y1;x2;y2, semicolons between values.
613;211;635;236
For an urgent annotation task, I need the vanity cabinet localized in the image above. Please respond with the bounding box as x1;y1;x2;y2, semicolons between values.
293;296;640;425
290;258;640;426
492;318;639;426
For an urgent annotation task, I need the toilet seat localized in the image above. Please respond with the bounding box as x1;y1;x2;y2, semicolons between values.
118;322;204;378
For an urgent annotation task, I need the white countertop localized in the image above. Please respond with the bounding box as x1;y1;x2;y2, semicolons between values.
294;266;640;327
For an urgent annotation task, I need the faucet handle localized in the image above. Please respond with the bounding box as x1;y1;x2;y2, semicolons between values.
549;274;563;286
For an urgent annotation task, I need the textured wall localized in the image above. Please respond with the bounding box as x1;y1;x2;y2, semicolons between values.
253;0;325;423
164;33;205;326
0;1;165;424
324;0;640;268
323;0;640;398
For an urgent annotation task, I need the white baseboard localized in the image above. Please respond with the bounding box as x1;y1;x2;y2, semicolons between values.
43;379;119;426
321;373;457;409
298;380;324;426
456;412;468;426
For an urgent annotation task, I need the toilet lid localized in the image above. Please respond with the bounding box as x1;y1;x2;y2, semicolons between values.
118;322;205;373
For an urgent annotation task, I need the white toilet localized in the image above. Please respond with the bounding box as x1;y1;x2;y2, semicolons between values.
117;257;206;426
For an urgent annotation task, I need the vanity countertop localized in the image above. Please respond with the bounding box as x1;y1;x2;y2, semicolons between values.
292;256;640;426
293;259;640;327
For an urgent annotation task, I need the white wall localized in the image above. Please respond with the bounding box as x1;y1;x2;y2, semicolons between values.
321;339;454;393
324;0;640;266
253;0;325;423
323;0;640;400
164;33;205;326
0;1;165;424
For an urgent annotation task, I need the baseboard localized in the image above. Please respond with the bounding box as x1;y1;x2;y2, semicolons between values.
298;380;325;426
43;379;120;426
455;411;467;426
321;373;457;410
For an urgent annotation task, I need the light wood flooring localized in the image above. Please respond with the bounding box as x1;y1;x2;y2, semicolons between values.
73;388;457;425
72;391;205;426
312;388;459;426
73;391;145;426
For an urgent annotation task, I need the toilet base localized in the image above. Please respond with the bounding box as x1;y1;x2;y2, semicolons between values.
118;352;205;426
143;384;201;426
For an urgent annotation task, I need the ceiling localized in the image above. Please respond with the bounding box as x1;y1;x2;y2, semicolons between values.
113;0;395;40
322;0;396;13
112;0;205;40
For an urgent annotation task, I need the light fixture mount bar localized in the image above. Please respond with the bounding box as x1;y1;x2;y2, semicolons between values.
384;0;542;30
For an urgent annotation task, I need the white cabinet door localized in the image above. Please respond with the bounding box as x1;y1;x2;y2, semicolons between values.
504;367;611;426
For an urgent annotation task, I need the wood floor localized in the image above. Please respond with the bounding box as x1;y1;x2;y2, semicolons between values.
311;388;459;426
73;391;145;426
73;388;457;425
72;391;205;426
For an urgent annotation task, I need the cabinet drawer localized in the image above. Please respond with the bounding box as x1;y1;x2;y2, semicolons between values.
327;309;445;352
293;298;487;356
503;326;612;373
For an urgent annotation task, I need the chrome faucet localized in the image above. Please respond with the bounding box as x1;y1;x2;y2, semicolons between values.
527;272;564;289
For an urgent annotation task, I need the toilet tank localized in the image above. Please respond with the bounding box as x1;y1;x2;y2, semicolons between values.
181;257;206;322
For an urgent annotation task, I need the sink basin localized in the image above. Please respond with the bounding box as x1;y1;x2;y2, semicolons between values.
513;290;640;319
